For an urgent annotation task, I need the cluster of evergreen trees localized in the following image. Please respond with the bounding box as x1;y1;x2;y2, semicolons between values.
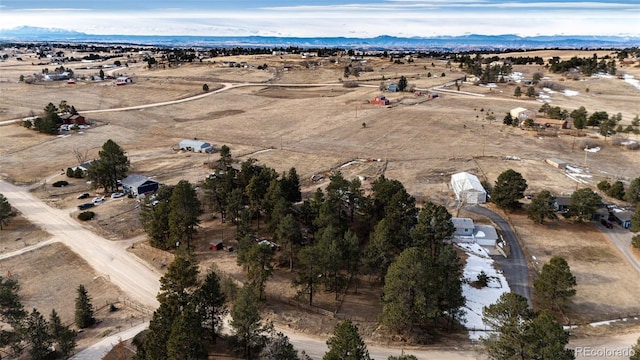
0;276;77;359
548;54;617;76
140;146;467;337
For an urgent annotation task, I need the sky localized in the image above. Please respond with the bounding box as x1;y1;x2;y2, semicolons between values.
0;0;639;38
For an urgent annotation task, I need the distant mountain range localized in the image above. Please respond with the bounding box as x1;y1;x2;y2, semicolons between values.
1;26;639;50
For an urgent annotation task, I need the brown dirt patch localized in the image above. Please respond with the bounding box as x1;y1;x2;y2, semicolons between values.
0;213;50;253
255;86;352;99
173;109;245;122
0;242;139;325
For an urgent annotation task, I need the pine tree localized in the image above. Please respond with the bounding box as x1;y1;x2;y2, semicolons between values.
231;285;268;359
483;294;574;359
569;188;602;222
277;213;302;271
323;320;371;360
261;331;300;360
194;269;227;343
631;337;640;360
0;193;16;230
513;86;522;97
49;308;77;357
143;303;174;360
534;256;577;311
166;304;207;360
25;308;52;360
168;180;202;252
157;255;199;312
74;284;95;328
492;169;528;211
87;139;129;192
527;190;558;224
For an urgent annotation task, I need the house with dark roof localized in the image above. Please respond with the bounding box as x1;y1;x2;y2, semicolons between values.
553;196;572;213
121;174;160;197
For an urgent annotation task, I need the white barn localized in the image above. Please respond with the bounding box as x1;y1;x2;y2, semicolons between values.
451;172;487;204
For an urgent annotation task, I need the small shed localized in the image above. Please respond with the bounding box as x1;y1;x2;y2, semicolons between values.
370;95;390;105
121;174;160;197
611;211;633;229
209;240;224;251
546;158;567;170
179;139;213;153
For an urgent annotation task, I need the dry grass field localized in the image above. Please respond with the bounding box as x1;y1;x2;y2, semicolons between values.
1;47;640;346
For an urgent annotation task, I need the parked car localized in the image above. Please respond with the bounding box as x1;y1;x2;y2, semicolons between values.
78;203;95;210
600;219;613;228
77;192;90;199
92;196;105;204
111;192;125;199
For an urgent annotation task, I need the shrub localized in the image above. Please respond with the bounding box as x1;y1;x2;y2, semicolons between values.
597;180;611;192
632;235;640;249
22;119;32;129
74;167;84;178
52;180;69;187
66;168;75;178
476;271;489;288
78;211;95;221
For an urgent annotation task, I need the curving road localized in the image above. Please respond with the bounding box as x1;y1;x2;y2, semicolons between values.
465;205;532;303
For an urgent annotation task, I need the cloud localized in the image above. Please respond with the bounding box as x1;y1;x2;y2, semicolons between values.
0;1;638;37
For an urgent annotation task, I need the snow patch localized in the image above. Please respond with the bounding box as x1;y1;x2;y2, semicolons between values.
563;89;579;96
623;74;640;91
584;146;600;153
458;244;511;340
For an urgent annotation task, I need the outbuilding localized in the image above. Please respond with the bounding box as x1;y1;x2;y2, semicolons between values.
510;107;536;122
116;76;133;85
370;95;390;105
450;172;487;204
546;158;568;170
121;174;160;197
179;139;213;153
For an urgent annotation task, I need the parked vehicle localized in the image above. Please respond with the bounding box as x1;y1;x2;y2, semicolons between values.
78;203;95;210
111;192;125;199
601;219;613;228
92;196;105;204
77;192;90;199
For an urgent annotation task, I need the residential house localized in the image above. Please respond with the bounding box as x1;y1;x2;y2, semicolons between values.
59;113;87;125
611;210;633;229
121;174;160;197
451;218;499;247
510;107;536;122
553;196;572;212
533;118;568;129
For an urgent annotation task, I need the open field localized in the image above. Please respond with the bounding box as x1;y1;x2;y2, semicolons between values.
1;47;640;352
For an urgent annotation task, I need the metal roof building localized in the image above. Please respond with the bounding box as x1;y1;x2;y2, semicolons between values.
450;172;487;204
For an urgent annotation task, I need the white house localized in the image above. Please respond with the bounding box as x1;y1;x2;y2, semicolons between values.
450;172;487;204
451;218;499;247
115;76;133;85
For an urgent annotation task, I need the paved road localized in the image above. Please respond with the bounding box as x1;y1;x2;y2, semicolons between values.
466;205;532;303
595;222;640;275
71;322;149;360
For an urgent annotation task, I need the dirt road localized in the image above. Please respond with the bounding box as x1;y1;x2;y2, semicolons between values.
596;221;640;275
0;180;161;309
